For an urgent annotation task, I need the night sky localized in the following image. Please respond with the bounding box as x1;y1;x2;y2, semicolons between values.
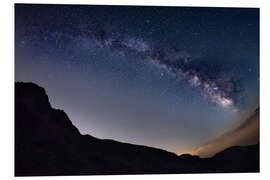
15;4;259;156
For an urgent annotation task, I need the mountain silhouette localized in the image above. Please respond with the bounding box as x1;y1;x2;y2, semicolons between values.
15;82;259;176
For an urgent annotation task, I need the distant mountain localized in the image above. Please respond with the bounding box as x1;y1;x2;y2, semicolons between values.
15;82;259;176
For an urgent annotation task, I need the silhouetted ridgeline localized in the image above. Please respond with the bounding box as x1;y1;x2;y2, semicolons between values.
15;82;259;176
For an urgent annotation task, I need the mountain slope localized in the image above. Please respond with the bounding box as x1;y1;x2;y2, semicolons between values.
15;82;259;176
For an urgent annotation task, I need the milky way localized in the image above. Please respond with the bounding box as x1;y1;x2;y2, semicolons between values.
20;20;239;109
88;30;237;108
15;4;259;155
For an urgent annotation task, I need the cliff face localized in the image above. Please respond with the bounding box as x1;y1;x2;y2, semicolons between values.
15;82;259;176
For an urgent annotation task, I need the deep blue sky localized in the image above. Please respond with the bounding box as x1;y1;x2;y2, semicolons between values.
15;4;259;155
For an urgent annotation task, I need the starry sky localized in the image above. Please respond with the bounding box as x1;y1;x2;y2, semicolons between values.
15;4;259;156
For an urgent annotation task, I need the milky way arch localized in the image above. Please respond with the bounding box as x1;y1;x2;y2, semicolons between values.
72;23;240;110
20;17;242;110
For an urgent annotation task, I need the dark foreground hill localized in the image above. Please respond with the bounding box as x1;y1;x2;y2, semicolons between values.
15;82;259;176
